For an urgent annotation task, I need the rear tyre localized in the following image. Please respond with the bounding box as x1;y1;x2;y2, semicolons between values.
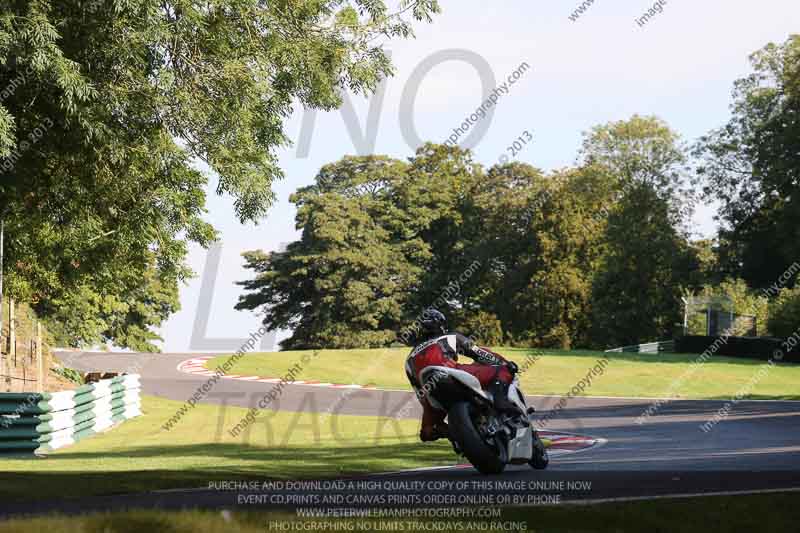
448;402;506;475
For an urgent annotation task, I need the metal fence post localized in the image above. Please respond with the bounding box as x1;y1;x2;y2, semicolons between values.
9;298;15;363
36;321;43;393
4;297;13;390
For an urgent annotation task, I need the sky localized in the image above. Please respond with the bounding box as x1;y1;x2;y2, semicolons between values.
155;0;800;352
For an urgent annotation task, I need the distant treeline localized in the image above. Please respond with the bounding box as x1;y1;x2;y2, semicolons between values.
238;36;800;350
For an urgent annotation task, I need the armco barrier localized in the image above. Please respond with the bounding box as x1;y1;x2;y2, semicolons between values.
0;374;141;454
605;340;676;354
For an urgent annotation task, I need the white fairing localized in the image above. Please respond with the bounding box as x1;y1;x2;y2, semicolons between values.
508;379;527;414
508;377;534;460
508;425;533;461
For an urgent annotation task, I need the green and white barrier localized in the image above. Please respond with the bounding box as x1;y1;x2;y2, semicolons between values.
0;374;141;454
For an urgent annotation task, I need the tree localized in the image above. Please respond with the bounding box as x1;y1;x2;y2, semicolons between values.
461;161;547;343
582;116;698;347
589;183;697;347
398;143;486;317
0;0;439;349
236;138;692;351
688;238;722;288
484;165;606;348
580;114;694;220
697;35;800;290
768;285;800;339
236;144;506;350
458;311;503;346
236;155;424;350
238;119;710;351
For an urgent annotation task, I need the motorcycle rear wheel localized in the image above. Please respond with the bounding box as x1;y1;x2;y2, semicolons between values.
448;402;506;475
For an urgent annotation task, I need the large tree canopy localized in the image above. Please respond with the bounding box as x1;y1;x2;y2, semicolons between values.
697;35;800;289
236;146;480;350
0;0;439;349
236;155;424;350
239;132;702;350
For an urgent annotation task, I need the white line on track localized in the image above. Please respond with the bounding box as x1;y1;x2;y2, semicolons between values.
175;356;380;391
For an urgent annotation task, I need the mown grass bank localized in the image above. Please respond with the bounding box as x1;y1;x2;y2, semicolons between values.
0;395;452;502
205;347;800;400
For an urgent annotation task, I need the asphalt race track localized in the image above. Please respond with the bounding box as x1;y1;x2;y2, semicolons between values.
4;350;799;516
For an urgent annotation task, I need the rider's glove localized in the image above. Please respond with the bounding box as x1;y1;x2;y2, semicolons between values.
506;361;519;375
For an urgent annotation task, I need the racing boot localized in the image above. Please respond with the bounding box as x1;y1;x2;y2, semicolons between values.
420;421;450;442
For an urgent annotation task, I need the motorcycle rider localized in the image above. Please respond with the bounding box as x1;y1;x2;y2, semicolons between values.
404;308;522;442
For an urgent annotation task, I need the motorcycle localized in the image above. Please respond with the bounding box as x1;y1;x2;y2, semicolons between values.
419;365;549;475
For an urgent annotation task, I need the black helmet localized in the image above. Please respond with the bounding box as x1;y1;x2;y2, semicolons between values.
420;308;447;339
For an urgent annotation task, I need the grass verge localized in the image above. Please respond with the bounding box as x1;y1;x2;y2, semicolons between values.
1;493;798;532
0;395;452;502
204;347;800;400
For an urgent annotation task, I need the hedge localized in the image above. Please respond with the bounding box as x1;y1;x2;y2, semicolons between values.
675;336;800;363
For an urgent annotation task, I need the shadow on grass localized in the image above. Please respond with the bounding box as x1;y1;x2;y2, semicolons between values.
0;441;455;503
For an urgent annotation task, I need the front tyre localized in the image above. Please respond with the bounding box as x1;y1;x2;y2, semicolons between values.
529;432;549;470
448;402;506;475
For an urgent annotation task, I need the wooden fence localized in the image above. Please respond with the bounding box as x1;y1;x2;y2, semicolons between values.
0;298;50;393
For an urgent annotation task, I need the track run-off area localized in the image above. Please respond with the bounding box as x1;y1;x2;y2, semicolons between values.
4;349;799;516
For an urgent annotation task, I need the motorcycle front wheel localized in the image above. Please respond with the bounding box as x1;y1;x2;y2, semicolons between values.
447;402;506;475
529;433;549;470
